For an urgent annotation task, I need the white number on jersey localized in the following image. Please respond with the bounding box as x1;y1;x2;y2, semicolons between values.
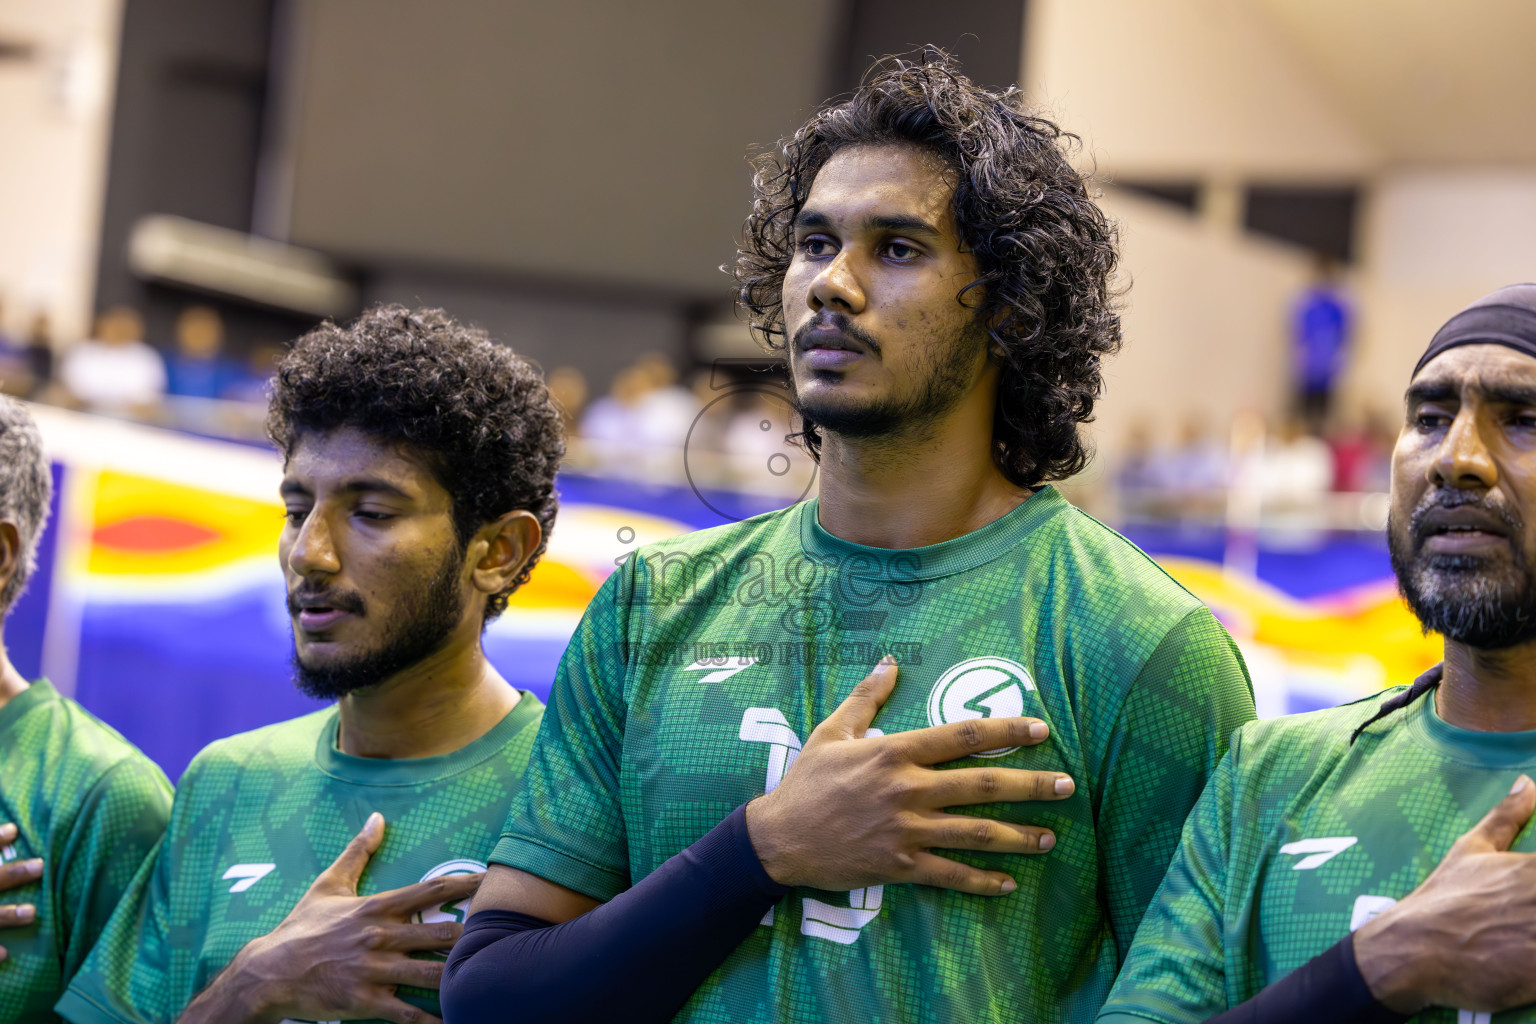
739;707;884;944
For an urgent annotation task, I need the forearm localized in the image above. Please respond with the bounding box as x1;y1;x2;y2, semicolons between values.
1201;934;1406;1024
443;803;787;1024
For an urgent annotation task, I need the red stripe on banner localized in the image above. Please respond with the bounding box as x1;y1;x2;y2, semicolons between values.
93;515;222;553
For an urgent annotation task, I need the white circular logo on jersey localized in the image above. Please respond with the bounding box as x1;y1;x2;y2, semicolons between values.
412;858;487;926
926;657;1036;758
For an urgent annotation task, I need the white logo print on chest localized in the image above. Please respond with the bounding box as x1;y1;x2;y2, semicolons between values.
685;657;758;684
1278;837;1358;870
739;708;884;944
222;863;277;892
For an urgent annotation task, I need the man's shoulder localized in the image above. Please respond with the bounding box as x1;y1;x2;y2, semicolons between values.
182;706;335;783
1230;687;1408;782
1019;502;1220;683
15;688;170;811
616;505;805;612
1038;502;1209;615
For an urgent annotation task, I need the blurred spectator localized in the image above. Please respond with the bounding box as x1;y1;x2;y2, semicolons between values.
1291;255;1351;430
1260;416;1333;508
1360;410;1397;493
579;363;650;446
1115;421;1173;521
0;298;28;397
725;389;783;459
23;313;55;400
546;366;589;435
1115;421;1166;493
60;306;166;417
723;388;801;492
221;342;284;404
686;370;733;449
1168;416;1229;492
1165;416;1229;521
166;306;237;399
632;353;700;451
1325;408;1395;494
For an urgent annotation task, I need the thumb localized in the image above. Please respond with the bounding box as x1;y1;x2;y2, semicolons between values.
1455;775;1535;856
314;812;384;894
820;656;898;739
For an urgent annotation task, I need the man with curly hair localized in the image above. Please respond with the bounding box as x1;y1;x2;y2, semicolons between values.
59;306;564;1024
444;55;1254;1022
0;395;172;1023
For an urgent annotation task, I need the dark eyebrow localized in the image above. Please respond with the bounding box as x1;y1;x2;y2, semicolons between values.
1480;384;1536;407
1404;381;1456;407
1404;380;1536;409
793;209;943;239
866;214;942;238
279;478;413;500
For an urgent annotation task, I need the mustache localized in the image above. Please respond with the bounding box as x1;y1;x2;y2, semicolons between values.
286;586;366;617
1408;486;1523;537
791;312;881;355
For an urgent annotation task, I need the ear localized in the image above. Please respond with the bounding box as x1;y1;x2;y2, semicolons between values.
469;510;542;600
0;521;18;605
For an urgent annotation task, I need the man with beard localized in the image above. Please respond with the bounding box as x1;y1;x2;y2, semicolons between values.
442;56;1254;1023
1099;283;1536;1023
58;306;563;1024
0;395;172;1022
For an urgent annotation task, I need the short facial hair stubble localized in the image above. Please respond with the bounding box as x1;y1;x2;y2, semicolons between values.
290;542;467;699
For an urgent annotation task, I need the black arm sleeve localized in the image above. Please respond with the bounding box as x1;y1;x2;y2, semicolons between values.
1203;934;1409;1024
441;803;787;1024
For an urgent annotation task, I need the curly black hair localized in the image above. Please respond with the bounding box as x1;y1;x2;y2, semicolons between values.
267;305;565;622
734;52;1122;488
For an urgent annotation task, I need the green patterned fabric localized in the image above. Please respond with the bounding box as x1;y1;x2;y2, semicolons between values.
0;679;172;1024
1099;680;1536;1024
57;692;543;1024
494;488;1255;1023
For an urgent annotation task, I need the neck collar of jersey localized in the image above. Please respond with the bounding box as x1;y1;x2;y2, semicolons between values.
798;485;1064;582
314;689;544;786
1411;680;1536;768
0;678;57;735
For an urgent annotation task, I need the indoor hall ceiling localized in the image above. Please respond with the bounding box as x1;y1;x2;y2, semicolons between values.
1250;0;1536;164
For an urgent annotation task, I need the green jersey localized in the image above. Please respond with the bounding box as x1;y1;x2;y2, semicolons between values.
0;679;172;1024
494;488;1255;1023
1099;677;1536;1024
57;692;543;1024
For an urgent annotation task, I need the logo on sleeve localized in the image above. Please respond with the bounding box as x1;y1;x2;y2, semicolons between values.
222;863;277;893
1279;837;1358;870
926;657;1037;758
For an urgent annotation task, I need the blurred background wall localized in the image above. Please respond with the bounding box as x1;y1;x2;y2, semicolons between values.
2;0;1532;773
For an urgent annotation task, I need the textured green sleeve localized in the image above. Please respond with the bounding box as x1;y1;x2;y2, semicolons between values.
56;757;173;986
1096;739;1239;1023
1094;607;1254;959
56;771;208;1024
489;564;633;901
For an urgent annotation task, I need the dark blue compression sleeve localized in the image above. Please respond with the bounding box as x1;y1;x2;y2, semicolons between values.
441;803;787;1024
1203;933;1408;1024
